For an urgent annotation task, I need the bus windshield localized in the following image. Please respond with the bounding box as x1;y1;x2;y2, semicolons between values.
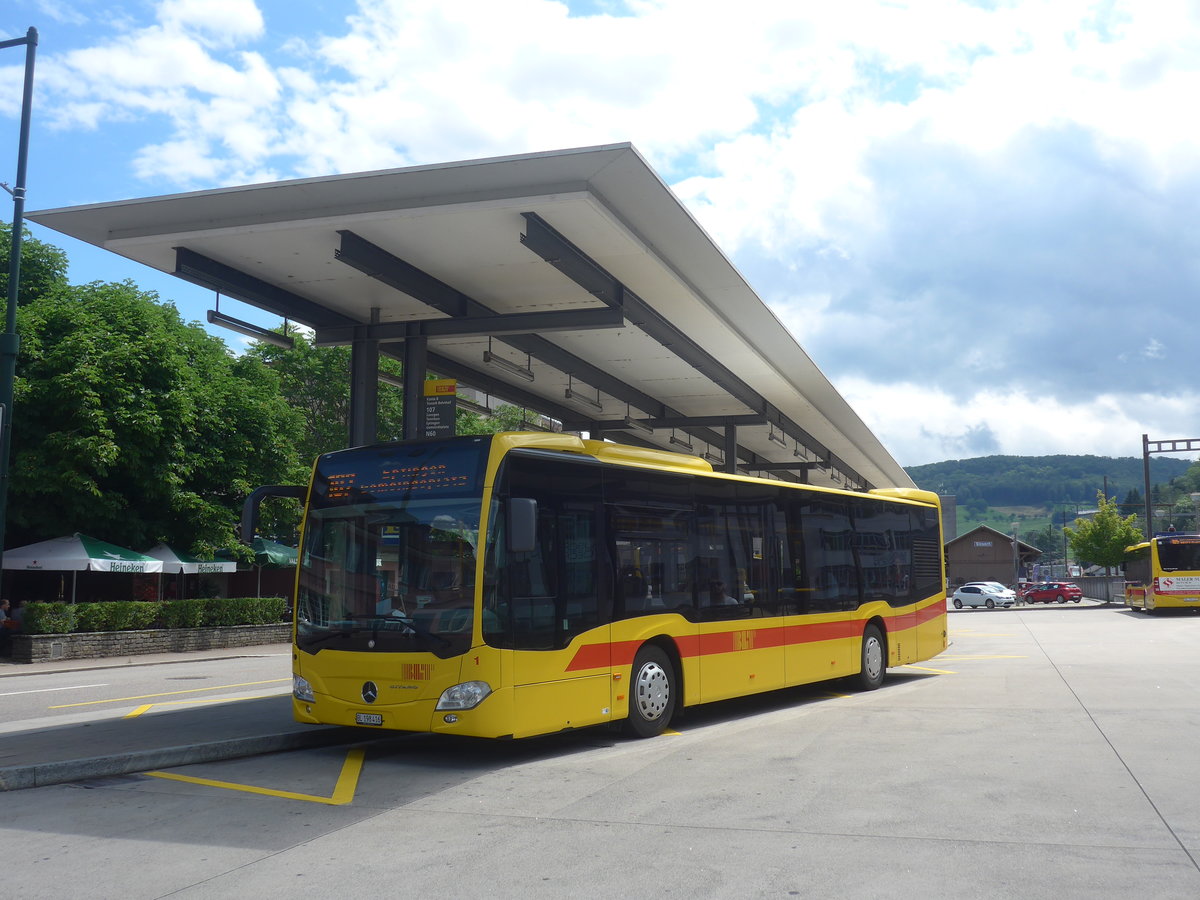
295;437;490;658
1157;537;1200;572
297;498;481;657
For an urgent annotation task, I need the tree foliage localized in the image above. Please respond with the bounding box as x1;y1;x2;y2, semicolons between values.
906;455;1192;508
10;280;305;555
1064;492;1143;570
0;223;69;307
244;332;407;466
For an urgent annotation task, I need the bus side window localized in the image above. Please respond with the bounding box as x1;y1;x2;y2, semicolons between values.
793;496;860;612
610;509;694;619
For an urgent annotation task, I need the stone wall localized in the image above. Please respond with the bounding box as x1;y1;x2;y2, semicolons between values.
7;623;292;664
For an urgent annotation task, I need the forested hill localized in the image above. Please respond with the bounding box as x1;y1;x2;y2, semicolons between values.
904;455;1195;507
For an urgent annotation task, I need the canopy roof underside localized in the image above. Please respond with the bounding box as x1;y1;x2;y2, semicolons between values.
29;143;914;491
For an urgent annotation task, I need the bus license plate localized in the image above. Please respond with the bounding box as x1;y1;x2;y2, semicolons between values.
355;713;383;726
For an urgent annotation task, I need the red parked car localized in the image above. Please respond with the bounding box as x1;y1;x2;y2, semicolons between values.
1023;582;1083;604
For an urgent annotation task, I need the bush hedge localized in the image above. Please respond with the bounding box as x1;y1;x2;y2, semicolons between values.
19;597;289;636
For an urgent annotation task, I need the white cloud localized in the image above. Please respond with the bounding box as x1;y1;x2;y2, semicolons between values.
837;377;1198;466
158;0;265;45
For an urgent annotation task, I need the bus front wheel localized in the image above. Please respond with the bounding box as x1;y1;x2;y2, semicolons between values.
854;624;886;691
625;645;676;738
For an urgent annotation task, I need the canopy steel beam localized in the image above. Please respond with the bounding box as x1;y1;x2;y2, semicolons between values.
175;248;350;328
336;230;471;317
313;306;625;346
741;461;826;471
519;212;867;488
335;230;693;420
646;414;767;429
334;230;672;418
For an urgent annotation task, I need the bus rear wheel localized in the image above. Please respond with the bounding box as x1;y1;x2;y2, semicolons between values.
625;645;676;738
854;624;886;691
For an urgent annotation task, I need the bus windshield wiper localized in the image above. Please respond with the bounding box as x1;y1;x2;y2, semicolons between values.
335;612;450;651
391;613;451;650
300;625;354;646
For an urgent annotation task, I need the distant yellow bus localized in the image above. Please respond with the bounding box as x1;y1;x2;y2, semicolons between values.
1124;534;1200;614
260;432;947;740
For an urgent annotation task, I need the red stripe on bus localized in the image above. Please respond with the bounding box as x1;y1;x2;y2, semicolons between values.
564;601;946;672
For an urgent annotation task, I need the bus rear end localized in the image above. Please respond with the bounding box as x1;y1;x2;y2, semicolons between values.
1125;535;1200;613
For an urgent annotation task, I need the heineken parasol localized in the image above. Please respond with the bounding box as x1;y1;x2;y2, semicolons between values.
2;533;164;602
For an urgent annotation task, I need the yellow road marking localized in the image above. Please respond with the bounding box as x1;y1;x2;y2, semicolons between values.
903;665;957;674
145;748;365;806
123;694;280;718
50;679;289;709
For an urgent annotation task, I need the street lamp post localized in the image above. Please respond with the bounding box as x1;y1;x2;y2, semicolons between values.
1011;523;1020;589
0;26;38;596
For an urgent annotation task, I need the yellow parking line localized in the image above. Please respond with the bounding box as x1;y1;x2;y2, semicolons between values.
145;748;365;806
903;665;957;674
50;679;289;709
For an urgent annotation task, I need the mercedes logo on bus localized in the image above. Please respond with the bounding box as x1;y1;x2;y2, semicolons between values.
361;681;378;704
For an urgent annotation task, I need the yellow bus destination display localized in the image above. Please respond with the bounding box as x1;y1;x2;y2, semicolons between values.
325;465;471;499
314;438;488;504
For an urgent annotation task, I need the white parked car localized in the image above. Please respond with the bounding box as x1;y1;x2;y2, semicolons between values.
951;583;1016;609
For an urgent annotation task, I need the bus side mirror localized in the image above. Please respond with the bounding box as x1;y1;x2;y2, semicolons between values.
507;498;538;554
240;485;307;543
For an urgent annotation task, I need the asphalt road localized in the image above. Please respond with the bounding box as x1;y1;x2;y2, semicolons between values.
3;603;1200;899
0;651;291;722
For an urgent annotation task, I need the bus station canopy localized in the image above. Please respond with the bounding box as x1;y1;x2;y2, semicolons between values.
29;143;914;491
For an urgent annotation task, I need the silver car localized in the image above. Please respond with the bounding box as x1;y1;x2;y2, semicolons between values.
951;583;1016;609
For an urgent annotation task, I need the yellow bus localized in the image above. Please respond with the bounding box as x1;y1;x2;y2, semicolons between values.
262;432;947;740
1123;534;1200;614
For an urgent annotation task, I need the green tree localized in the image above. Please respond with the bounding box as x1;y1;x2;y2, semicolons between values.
1064;492;1143;572
457;403;542;434
10;279;305;555
245;332;407;466
0;223;69;306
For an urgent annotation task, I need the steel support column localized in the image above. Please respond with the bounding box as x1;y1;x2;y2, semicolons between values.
348;311;380;447
724;425;738;475
402;335;428;441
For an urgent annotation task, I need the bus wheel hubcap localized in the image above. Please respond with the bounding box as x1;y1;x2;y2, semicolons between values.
864;638;883;681
635;662;670;720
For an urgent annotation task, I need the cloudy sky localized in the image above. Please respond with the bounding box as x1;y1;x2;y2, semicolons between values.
2;0;1198;467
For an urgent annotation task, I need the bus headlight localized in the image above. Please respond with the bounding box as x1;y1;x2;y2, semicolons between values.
436;681;492;710
293;674;315;703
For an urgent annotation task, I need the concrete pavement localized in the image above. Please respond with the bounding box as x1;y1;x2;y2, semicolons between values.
0;598;1121;793
0;643;362;791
